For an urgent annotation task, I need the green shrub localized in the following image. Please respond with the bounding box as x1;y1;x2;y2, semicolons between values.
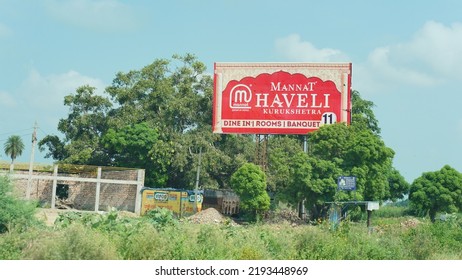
23;223;118;260
0;176;38;233
117;223;172;260
143;207;178;229
0;228;42;259
375;205;407;218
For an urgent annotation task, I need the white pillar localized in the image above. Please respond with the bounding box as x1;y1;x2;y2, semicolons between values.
94;167;102;212
134;169;145;215
51;165;58;209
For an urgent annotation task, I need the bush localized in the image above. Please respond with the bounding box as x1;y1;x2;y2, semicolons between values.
143;207;178;229
0;228;42;259
116;223;172;260
375;205;407;218
0;176;38;233
23;223;118;260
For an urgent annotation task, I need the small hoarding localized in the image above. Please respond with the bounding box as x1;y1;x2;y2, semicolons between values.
213;62;352;135
337;176;356;191
140;188;203;216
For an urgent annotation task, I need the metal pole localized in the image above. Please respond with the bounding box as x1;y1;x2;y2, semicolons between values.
299;135;308;220
194;147;202;213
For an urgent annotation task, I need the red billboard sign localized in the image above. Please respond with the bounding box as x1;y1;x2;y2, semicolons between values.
213;63;352;134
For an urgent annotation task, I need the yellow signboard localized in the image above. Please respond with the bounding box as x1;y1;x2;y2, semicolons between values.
140;188;203;216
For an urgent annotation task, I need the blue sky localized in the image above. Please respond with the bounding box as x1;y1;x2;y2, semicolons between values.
1;0;461;183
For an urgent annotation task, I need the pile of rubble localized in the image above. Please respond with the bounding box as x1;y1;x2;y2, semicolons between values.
400;218;421;229
186;207;237;225
263;209;305;225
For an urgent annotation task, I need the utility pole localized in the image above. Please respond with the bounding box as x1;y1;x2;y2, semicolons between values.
26;121;37;200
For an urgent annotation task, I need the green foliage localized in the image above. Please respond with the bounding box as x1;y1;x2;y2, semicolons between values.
117;222;171;260
3;206;462;260
231;163;270;219
0;176;37;233
142;207;178;229
375;205;408;218
102;122;168;186
309;122;396;202
410;165;462;222
39;54;254;189
23;223;118;260
351;90;381;134
0;228;42;259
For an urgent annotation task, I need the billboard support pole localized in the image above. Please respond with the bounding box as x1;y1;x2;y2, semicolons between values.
299;135;308;220
255;134;268;172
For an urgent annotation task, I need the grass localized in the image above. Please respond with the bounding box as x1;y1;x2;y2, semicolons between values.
1;200;462;260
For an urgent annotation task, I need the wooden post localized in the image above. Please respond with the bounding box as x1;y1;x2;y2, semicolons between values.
94;167;102;212
367;210;372;228
51;165;58;209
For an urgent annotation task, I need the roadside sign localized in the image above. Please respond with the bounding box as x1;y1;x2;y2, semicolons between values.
337;176;356;191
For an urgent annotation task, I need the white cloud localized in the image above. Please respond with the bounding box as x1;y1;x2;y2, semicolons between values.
356;21;462;94
19;69;106;110
0;90;16;107
401;21;462;79
275;34;349;62
44;0;138;32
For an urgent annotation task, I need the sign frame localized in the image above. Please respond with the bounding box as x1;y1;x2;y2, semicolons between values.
213;62;352;135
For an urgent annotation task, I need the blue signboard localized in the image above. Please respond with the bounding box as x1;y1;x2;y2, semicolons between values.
337;176;356;191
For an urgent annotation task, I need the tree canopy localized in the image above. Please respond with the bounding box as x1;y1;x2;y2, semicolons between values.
265;91;409;219
4;135;25;165
230;163;270;217
39;54;254;188
410;165;462;222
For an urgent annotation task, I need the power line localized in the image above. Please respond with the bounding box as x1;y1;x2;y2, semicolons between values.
0;127;34;136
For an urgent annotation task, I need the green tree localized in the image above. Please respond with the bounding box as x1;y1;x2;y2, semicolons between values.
267;135;304;194
101;122;168;186
409;165;462;222
351;90;381;135
308;123;395;202
387;167;410;201
39;54;254;190
38;85;112;165
4;135;25;170
230;163;270;219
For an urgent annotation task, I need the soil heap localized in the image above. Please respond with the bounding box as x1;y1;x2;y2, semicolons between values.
186;207;236;225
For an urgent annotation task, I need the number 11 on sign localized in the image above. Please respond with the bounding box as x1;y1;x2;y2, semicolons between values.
321;112;337;125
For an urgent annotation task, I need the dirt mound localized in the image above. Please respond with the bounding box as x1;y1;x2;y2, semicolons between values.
186;207;236;225
263;209;304;225
400;218;421;229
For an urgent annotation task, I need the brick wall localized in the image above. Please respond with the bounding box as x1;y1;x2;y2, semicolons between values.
5;168;142;212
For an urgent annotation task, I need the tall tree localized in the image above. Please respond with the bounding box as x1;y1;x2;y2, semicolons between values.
39;85;112;165
230;163;270;219
39;54;253;190
4;135;25;170
410;165;462;222
351;90;381;135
